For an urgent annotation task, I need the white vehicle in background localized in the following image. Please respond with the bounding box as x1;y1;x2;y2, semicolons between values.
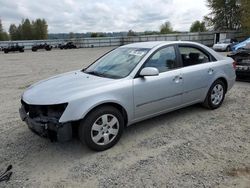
213;38;238;52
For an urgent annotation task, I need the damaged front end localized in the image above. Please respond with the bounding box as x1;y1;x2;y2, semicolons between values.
19;100;72;142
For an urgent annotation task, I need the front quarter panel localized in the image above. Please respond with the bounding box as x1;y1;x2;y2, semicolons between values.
59;79;134;124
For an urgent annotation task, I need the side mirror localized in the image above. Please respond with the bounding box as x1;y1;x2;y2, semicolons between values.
139;67;159;77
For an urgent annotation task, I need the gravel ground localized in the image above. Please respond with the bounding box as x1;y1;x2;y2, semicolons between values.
0;48;249;188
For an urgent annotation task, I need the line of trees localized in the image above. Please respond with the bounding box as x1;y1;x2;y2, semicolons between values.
0;18;48;41
9;18;48;40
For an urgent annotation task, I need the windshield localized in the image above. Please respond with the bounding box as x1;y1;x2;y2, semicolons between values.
84;47;149;79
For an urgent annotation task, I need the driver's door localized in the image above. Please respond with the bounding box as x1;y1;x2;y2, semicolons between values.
133;45;183;120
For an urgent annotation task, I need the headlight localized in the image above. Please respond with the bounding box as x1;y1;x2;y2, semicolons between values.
21;100;68;119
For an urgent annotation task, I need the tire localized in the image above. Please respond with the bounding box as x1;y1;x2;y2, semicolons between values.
4;50;8;54
226;46;231;52
45;46;52;51
203;79;226;109
78;106;124;151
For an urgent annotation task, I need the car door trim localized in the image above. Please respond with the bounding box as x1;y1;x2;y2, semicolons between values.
182;85;208;94
136;92;183;108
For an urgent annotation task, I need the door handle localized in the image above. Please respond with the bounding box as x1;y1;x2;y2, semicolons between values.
208;68;214;74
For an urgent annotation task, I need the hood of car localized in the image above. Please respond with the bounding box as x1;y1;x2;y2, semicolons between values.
22;70;115;105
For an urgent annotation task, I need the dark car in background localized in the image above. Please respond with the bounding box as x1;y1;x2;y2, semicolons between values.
58;42;77;49
228;49;250;79
2;43;25;53
32;43;52;52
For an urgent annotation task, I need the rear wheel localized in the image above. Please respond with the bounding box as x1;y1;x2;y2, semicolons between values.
78;106;124;151
203;79;226;109
226;46;231;52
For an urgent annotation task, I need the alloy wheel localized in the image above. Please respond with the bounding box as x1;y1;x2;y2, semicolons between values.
211;84;224;105
91;114;119;145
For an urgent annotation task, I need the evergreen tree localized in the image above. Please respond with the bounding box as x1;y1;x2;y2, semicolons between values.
21;18;33;39
8;18;48;40
41;19;48;39
0;19;9;41
17;24;23;40
9;24;18;40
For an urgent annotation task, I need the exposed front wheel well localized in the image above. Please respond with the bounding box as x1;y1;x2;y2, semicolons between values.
83;103;128;126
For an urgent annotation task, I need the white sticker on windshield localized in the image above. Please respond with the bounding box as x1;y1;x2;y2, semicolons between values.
129;50;146;56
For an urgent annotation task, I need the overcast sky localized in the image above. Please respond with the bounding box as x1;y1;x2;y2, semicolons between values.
0;0;210;33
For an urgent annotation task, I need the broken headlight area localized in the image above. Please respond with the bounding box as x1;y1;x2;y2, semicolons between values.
20;100;72;142
21;100;67;120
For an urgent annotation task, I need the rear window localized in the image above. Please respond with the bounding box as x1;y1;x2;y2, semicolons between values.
179;46;210;67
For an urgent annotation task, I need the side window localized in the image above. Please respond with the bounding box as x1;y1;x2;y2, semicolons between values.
144;46;177;73
179;46;210;67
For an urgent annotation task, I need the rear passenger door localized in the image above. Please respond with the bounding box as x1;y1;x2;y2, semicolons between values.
178;45;215;104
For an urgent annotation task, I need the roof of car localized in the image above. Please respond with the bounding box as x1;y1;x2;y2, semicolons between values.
121;41;167;49
120;41;203;49
120;41;227;61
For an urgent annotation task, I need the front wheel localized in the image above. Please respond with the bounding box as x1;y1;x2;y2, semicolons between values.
203;80;226;109
78;106;124;151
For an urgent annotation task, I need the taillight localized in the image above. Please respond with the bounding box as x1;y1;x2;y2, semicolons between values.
233;61;237;70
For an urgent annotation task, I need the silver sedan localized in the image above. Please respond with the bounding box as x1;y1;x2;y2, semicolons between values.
19;41;236;151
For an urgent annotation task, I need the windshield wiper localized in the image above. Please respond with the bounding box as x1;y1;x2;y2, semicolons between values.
84;70;121;79
85;71;112;78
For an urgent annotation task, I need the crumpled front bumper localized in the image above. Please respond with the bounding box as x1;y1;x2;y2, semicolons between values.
19;105;72;142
